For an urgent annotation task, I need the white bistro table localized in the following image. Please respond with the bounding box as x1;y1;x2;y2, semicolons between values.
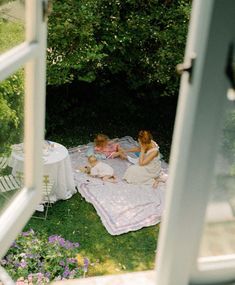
8;142;76;202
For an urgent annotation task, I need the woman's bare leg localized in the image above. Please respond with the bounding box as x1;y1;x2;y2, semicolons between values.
153;174;168;188
153;178;160;188
102;175;117;183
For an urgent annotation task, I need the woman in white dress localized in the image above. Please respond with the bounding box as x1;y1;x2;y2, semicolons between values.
123;130;161;186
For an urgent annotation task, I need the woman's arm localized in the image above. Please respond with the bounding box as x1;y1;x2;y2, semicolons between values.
123;146;141;153
139;147;158;166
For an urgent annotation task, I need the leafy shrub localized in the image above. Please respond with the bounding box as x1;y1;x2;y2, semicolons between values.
0;229;89;283
0;19;24;155
0;71;24;155
47;0;191;95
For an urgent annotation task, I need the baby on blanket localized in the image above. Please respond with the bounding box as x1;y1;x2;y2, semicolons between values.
81;155;117;183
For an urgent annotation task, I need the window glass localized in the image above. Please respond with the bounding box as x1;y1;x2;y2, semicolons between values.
199;98;235;257
0;68;24;213
0;0;25;55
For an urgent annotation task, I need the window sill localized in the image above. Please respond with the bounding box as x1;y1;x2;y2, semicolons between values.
51;270;156;285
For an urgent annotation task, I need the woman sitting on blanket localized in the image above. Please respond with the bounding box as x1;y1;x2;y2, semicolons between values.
123;130;164;187
94;133;126;159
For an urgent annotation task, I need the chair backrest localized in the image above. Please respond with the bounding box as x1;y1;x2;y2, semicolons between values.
0;175;21;192
0;175;21;204
15;172;54;203
42;175;54;203
16;171;24;186
0;157;8;169
34;175;54;220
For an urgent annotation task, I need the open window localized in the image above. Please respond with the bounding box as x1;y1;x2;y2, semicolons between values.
156;1;235;285
0;0;48;274
1;0;235;284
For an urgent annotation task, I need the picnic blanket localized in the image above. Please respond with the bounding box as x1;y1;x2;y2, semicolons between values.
69;136;168;235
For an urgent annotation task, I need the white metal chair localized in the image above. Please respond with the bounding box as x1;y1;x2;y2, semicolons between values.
0;174;21;202
16;171;54;220
0;157;8;169
37;174;54;220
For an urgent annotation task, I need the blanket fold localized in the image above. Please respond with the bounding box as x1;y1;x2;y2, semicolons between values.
69;136;168;235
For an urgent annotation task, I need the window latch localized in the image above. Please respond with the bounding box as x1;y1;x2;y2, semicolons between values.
225;43;235;101
176;54;196;84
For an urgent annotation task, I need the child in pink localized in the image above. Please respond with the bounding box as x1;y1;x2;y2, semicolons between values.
94;134;126;159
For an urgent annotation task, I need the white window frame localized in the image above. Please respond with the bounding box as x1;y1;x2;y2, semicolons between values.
0;0;47;260
1;1;235;285
155;1;235;285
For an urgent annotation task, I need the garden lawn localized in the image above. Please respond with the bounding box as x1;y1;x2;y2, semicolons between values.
24;191;160;277
1;12;172;279
0;17;24;54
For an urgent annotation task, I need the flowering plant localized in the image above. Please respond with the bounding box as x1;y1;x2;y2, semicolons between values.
0;229;89;283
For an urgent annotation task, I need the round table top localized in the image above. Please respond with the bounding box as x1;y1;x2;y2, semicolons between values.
11;142;68;165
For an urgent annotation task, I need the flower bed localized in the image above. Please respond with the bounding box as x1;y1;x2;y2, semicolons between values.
0;229;89;284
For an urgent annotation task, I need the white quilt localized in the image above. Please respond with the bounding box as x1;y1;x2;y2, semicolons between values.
69;136;168;235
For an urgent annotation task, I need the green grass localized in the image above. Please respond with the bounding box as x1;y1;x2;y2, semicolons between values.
37;127;164;277
0;18;24;54
1;16;165;278
0;189;18;211
24;192;160;277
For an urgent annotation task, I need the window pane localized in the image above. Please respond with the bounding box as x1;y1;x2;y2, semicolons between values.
0;68;24;214
199;99;235;257
0;0;25;55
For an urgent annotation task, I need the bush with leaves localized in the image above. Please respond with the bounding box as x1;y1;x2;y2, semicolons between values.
1;229;89;283
0;71;24;155
47;0;191;95
0;19;24;155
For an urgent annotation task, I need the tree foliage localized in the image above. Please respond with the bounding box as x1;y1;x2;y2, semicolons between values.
47;0;191;95
0;19;24;154
0;71;24;154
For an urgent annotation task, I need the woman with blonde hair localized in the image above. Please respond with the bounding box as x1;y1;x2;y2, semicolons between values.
123;130;161;186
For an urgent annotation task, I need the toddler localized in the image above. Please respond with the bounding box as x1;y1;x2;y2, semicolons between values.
94;134;126;159
87;155;117;183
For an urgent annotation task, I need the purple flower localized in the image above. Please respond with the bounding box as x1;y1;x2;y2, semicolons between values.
3;231;83;283
59;261;65;266
45;272;51;279
20;261;27;268
21;229;34;236
59;238;66;247
48;235;58;243
63;268;70;278
64;241;74;249
14;262;21;268
66;258;77;264
48;235;68;248
83;258;89;272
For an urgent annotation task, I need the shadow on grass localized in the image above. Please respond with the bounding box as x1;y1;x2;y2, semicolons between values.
25;192;160;276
